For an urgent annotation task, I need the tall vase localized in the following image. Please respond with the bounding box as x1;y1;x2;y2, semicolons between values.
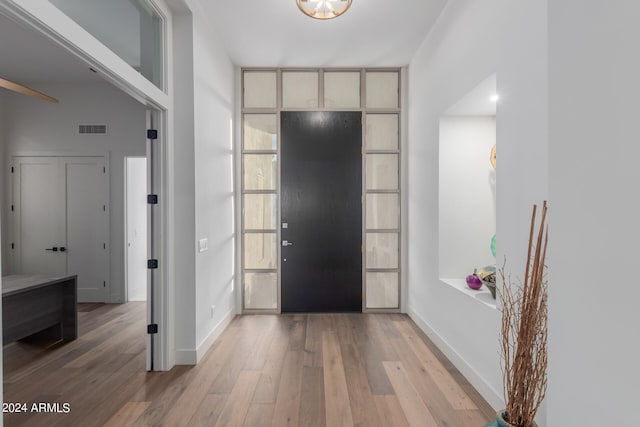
484;411;538;427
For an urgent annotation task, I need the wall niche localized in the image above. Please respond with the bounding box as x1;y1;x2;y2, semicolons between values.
438;74;497;305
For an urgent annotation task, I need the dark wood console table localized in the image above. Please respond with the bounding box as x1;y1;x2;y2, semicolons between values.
2;274;77;345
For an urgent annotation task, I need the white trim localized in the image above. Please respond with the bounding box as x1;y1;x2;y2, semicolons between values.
0;0;175;372
174;309;235;365
407;304;504;410
10;150;111;158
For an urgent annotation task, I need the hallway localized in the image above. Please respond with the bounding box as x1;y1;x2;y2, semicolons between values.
3;303;493;426
4;303;493;427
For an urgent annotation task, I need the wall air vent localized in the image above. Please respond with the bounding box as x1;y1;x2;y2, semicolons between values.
79;124;107;135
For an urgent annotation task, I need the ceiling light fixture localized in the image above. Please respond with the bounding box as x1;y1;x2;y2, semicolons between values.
297;0;352;20
490;94;500;102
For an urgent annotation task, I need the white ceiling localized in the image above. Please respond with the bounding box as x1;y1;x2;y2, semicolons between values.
205;0;448;67
0;13;103;86
0;0;448;89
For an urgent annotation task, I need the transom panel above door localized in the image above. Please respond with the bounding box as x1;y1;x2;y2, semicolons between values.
241;68;402;313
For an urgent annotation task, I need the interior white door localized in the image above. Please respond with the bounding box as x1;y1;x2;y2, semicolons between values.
12;156;109;302
63;157;108;302
12;157;66;275
126;157;147;301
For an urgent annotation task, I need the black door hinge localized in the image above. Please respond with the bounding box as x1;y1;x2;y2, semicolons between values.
147;129;158;140
147;194;158;204
147;259;158;269
103;281;106;288
11;243;14;249
11;205;14;212
147;324;158;334
11;167;14;173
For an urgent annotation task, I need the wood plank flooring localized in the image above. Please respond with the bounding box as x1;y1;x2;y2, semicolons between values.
3;303;495;426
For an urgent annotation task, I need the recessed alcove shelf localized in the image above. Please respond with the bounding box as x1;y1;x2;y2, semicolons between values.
439;74;497;304
440;278;497;310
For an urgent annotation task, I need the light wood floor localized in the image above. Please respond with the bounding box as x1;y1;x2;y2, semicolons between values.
3;303;495;426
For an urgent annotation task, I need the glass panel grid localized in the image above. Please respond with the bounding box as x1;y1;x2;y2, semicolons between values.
243;114;278;151
366;154;399;190
243;194;277;230
366;272;399;309
365;72;399;109
244;233;278;269
366;232;399;269
366;193;399;230
243;154;277;190
244;272;278;309
244;71;277;108
283;71;319;109
324;72;361;108
366;114;399;151
241;68;401;312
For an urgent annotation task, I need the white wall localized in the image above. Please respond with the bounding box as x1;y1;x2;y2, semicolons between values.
439;116;496;279
407;0;548;417
191;8;235;353
170;9;197;361
548;2;640;426
2;82;146;302
172;1;235;363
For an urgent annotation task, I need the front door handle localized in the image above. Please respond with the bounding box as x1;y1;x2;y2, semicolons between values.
282;240;294;247
45;247;59;252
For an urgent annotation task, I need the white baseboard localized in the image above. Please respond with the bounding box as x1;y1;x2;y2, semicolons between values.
407;305;504;410
174;310;235;365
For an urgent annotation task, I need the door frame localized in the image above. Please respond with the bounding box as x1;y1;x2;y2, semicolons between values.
240;68;404;314
9;152;111;302
0;1;172;371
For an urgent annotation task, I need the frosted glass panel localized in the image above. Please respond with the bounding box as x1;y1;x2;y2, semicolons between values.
245;272;278;309
324;72;360;108
366;154;398;190
366;115;399;150
244;194;277;230
366;272;399;309
243;155;277;190
244;115;277;150
244;71;277;108
366;233;399;269
51;0;163;89
366;72;399;108
244;233;277;269
283;71;319;108
366;194;399;229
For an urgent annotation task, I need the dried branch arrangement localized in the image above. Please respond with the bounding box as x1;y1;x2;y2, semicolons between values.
499;201;548;427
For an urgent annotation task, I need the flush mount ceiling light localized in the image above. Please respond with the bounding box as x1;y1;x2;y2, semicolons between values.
297;0;353;20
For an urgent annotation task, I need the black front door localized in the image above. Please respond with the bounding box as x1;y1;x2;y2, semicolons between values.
281;112;362;312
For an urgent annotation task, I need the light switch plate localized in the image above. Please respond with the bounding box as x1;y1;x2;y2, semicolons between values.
198;238;208;253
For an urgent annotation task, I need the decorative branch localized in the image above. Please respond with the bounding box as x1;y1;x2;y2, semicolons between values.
499;201;548;427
